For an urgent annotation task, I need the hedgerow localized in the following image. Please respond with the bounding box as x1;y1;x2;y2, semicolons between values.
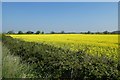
2;35;120;79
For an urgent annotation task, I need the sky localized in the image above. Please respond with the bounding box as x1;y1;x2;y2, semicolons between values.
118;2;120;31
0;2;2;33
2;2;118;33
1;0;120;2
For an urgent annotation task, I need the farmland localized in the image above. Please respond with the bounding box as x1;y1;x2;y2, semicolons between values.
2;2;119;79
9;34;118;60
2;34;120;79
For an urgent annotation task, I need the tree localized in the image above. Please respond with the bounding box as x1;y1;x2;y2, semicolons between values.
7;30;14;34
51;31;55;34
87;31;91;34
41;31;44;34
103;31;108;34
35;31;41;34
61;31;65;34
95;32;100;34
26;31;34;34
18;31;23;34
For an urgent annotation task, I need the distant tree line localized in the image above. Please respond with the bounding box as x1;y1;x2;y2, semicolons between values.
49;30;120;34
6;30;44;34
4;30;120;34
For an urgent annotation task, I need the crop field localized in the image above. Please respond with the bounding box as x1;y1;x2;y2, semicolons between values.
3;34;119;79
9;34;118;60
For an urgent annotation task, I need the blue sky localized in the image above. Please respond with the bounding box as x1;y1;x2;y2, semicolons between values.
2;0;120;2
0;2;1;33
2;2;118;33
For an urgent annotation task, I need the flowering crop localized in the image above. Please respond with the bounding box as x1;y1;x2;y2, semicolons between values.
9;34;118;60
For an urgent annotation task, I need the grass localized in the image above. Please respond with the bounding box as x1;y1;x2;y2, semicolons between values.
2;44;34;78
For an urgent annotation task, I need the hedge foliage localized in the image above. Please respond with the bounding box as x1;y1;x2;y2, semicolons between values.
2;35;120;79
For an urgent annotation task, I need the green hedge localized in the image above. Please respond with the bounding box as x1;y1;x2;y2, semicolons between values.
2;35;120;79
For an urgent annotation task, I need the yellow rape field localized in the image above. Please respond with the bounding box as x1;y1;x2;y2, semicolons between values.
9;34;119;60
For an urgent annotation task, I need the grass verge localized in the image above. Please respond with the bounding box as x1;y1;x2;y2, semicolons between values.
2;44;34;78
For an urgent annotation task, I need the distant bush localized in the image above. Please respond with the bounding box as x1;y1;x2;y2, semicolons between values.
50;31;55;34
35;31;41;34
61;31;65;34
41;31;44;34
26;31;34;34
7;30;15;34
2;35;120;79
18;31;23;34
103;31;109;34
